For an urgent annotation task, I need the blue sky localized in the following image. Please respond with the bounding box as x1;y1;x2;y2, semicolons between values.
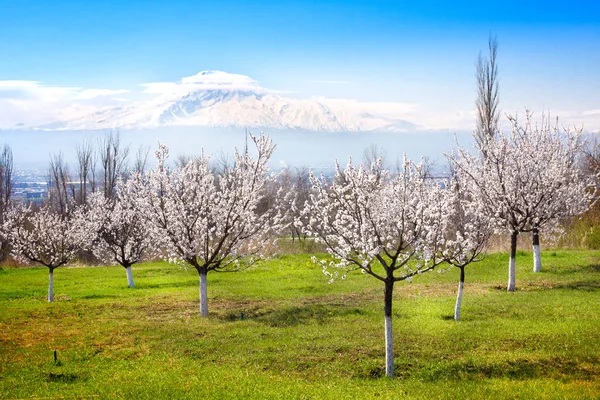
1;0;599;167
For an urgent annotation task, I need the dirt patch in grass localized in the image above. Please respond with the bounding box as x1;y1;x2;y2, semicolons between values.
399;282;492;298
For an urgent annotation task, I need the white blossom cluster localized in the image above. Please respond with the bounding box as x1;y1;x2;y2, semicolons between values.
129;133;291;273
2;204;92;270
85;188;149;269
452;111;595;235
300;156;473;283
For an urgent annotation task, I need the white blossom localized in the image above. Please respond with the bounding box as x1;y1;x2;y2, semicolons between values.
130;133;291;315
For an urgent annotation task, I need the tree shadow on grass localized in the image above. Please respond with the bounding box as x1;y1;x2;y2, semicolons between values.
136;280;197;290
406;356;599;381
353;356;599;380
521;279;600;292
80;293;122;300
219;303;366;327
47;372;81;383
546;262;600;276
551;280;600;292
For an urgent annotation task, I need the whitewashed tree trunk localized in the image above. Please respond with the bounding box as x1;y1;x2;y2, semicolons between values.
508;231;517;292
125;265;134;288
532;228;541;273
199;268;208;317
384;280;394;378
454;267;465;321
48;268;54;302
385;314;393;377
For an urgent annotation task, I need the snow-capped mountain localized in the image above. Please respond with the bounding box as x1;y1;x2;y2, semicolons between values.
36;71;420;132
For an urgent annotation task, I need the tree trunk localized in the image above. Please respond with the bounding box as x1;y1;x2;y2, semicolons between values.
199;268;209;317
454;266;465;321
384;279;394;378
48;267;54;302
532;228;541;273
508;230;518;292
125;265;135;288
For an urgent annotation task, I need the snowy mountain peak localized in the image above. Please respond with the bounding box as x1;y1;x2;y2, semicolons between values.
27;71;420;132
180;70;261;90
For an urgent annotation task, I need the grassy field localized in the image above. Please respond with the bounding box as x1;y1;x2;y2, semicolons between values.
0;248;599;399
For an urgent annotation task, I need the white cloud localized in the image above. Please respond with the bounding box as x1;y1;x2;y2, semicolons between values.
582;109;600;117
140;70;263;96
76;88;129;100
0;80;80;101
1;70;597;133
302;80;352;85
0;80;130;128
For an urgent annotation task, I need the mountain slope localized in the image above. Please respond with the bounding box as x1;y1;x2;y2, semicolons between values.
38;71;420;132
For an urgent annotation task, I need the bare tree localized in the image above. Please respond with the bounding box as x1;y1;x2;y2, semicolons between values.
99;132;129;199
0;144;14;262
76;140;96;205
176;153;193;169
210;150;234;176
362;144;387;168
133;145;150;175
48;153;73;215
475;35;500;151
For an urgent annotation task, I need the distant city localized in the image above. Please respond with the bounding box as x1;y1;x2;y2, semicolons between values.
12;169;48;204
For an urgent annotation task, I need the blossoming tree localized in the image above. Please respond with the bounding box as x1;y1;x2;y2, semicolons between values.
452;111;594;291
87;187;149;288
434;179;492;320
3;205;91;302
301;157;445;378
505;112;594;272
134;133;290;316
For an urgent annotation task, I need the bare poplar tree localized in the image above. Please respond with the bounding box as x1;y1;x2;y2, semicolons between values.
475;35;500;151
76;140;96;205
0;144;14;262
99;132;129;199
48;153;72;215
132;145;150;175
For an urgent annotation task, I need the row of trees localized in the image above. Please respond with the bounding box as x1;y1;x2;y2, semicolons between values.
47;133;148;214
0;115;595;377
0;37;596;379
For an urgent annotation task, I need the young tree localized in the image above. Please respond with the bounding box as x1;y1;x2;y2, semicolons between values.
452;111;594;291
506;112;594;272
277;166;311;243
435;179;491;320
301;157;445;378
87;188;149;288
3;205;91;302
134;133;289;316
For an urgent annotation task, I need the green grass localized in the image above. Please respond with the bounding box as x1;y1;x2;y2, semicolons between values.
0;250;599;399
